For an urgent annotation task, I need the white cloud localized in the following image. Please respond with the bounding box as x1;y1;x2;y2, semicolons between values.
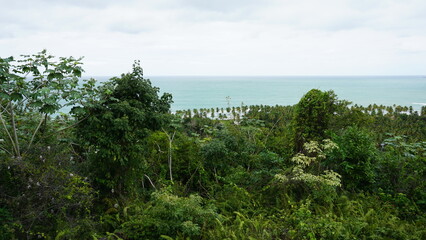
399;36;426;53
0;0;425;75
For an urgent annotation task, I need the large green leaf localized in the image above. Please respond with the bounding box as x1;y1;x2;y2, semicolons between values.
0;92;10;100
10;92;23;101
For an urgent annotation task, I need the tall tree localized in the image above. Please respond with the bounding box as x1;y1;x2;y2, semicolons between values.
75;61;172;195
293;89;336;152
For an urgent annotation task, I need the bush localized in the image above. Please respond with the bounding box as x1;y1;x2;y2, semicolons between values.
284;194;426;240
0;207;13;240
0;156;95;239
327;126;377;191
206;212;284;240
114;189;219;239
375;135;426;217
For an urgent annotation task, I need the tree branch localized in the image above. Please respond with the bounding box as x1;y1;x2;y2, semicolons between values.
162;128;176;182
144;174;157;190
25;113;45;154
55;114;90;133
0;109;18;156
10;104;20;157
0;145;12;155
29;114;90;150
0;103;10;115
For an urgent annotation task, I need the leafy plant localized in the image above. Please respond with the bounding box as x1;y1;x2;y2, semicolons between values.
114;189;219;240
276;140;341;191
0;50;96;158
327;126;377;191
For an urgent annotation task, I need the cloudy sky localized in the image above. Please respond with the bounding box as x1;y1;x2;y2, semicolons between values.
1;0;426;76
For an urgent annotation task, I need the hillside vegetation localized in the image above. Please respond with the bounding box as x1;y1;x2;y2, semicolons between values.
1;52;425;239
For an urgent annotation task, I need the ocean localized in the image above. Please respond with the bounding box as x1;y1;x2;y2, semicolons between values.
93;76;426;112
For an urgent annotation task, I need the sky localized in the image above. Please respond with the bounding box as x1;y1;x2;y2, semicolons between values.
1;0;426;76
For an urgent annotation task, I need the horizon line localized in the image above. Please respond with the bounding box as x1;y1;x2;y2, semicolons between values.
83;74;426;78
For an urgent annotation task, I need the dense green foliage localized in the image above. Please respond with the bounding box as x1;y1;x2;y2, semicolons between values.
74;61;172;195
1;51;425;239
327;127;377;191
293;89;336;151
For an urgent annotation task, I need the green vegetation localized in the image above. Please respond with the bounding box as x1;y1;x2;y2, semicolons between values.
1;51;425;239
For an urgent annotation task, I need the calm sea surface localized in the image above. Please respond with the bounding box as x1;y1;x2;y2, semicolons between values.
93;76;426;112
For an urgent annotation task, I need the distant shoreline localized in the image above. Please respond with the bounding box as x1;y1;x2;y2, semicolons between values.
81;76;426;112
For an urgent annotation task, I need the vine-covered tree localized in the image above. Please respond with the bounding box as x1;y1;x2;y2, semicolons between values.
75;61;172;195
293;89;336;151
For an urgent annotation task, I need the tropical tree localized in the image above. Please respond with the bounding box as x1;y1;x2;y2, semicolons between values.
0;50;97;239
75;61;172;195
293;89;336;151
0;50;96;159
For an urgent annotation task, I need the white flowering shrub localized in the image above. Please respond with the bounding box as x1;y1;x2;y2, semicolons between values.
275;139;341;188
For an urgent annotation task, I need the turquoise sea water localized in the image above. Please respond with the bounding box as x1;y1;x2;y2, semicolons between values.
94;76;426;112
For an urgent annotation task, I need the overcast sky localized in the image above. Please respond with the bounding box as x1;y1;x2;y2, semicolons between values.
1;0;426;76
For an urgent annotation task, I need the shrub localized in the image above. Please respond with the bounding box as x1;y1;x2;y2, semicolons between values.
327;126;377;191
114;189;219;239
0;156;95;239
